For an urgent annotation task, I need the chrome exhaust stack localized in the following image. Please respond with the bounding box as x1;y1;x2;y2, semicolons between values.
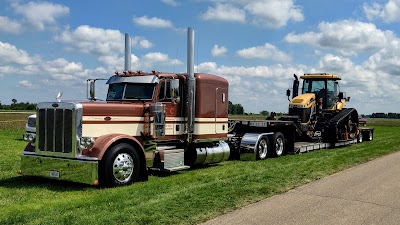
186;27;196;142
124;33;131;71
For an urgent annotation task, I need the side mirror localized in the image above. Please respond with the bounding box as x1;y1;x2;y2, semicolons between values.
87;78;107;101
286;89;291;101
338;92;345;100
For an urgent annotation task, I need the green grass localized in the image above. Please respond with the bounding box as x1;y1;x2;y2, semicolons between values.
1;116;400;224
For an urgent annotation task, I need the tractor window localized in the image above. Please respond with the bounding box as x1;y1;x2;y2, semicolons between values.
303;80;325;94
326;80;337;108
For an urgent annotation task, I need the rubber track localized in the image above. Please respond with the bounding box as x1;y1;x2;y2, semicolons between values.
323;108;358;143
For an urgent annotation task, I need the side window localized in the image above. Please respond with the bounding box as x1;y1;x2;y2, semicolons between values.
159;79;180;102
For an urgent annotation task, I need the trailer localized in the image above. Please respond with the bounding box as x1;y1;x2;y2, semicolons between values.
224;119;374;160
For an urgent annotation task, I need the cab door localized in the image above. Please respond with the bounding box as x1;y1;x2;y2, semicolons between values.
158;78;183;138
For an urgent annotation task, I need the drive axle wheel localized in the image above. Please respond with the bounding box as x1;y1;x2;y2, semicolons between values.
269;132;285;157
100;143;141;187
256;137;269;160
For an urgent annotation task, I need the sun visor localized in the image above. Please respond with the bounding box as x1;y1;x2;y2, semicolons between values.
106;75;159;84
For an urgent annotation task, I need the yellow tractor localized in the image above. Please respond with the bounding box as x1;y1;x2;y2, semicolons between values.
284;73;359;143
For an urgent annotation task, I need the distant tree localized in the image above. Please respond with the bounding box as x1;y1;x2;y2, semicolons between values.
234;104;244;115
260;110;269;116
228;101;233;114
228;101;245;115
11;99;17;104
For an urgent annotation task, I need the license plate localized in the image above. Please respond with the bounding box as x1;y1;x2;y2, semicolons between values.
49;170;60;178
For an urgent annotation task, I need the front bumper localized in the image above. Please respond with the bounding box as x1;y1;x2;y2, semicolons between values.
20;153;99;185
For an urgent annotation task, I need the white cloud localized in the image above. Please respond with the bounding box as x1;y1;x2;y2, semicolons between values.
12;1;69;30
0;16;22;34
201;3;246;23
56;25;124;55
141;52;183;68
318;54;354;73
364;39;400;74
161;0;179;7
0;42;36;65
200;0;303;28
236;43;290;61
211;45;228;57
284;20;393;55
56;25;152;54
364;0;400;23
133;16;174;28
55;25;152;68
243;0;304;28
132;36;153;49
18;80;36;89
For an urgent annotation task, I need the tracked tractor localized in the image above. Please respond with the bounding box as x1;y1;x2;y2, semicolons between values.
284;73;359;143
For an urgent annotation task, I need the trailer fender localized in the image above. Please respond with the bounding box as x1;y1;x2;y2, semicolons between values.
240;132;273;161
85;134;148;181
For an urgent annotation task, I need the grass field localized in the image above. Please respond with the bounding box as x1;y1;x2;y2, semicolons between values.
1;113;400;224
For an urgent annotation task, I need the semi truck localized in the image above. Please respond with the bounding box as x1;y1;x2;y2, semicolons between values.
19;28;373;187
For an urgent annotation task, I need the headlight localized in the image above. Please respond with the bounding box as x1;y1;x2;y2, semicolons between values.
23;133;36;142
28;134;35;142
79;137;95;148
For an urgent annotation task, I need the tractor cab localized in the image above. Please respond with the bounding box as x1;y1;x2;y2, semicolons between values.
300;73;341;110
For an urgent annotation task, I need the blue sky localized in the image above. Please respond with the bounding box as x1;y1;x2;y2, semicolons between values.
1;0;400;114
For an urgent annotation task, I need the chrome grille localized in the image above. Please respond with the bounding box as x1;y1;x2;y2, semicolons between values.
38;107;74;153
27;117;36;128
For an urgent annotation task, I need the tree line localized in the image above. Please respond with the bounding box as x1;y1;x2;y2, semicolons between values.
0;99;36;110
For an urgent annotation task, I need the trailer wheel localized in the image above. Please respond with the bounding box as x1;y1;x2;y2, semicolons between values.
256;137;269;160
357;131;363;143
101;143;141;187
367;130;373;141
269;132;285;157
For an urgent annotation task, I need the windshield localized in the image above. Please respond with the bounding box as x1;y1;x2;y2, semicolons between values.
106;83;155;101
303;80;325;94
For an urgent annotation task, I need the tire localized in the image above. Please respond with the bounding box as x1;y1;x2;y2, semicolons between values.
357;131;363;143
100;143;141;187
269;132;285;157
368;130;373;141
256;137;269;160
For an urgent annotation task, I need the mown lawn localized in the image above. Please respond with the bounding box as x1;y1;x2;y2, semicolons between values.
0;115;400;224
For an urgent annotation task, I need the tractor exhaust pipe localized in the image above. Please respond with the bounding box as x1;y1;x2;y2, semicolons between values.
124;33;131;71
186;27;196;142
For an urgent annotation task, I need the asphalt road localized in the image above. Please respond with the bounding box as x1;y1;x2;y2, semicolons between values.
202;151;400;225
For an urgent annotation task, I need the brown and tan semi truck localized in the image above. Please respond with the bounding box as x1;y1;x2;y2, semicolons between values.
19;28;373;187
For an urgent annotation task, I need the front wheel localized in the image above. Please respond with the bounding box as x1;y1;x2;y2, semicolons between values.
100;143;141;187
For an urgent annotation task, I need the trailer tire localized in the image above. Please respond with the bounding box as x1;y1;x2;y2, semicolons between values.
269;132;285;157
367;130;373;141
100;143;141;187
357;131;363;143
256;137;269;160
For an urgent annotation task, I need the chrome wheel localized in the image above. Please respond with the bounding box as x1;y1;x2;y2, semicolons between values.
369;131;373;141
113;153;134;183
257;139;268;160
275;137;284;156
358;132;363;143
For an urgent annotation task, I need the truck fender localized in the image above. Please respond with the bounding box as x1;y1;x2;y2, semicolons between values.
86;134;148;181
240;132;273;160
